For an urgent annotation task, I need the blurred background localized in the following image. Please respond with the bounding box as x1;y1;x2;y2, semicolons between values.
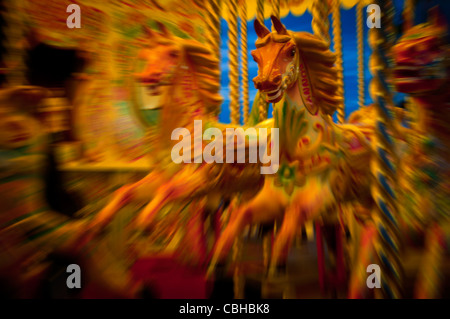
0;0;449;299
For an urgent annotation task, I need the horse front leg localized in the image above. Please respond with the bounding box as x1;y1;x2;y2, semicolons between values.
207;179;287;277
206;201;253;277
135;165;211;230
177;200;209;266
134;185;174;229
269;179;334;277
91;170;167;231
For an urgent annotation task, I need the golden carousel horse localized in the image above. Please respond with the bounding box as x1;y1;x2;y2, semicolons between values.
90;12;449;298
208;17;379;287
90;23;271;266
391;8;450;298
203;12;449;298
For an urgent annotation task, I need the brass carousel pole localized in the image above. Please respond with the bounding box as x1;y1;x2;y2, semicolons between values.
206;0;222;61
312;0;331;45
240;0;249;124
228;0;240;125
332;0;345;123
257;0;269;121
368;0;403;298
357;0;365;109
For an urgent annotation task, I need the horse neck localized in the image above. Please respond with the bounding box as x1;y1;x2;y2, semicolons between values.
270;77;332;164
277;74;328;134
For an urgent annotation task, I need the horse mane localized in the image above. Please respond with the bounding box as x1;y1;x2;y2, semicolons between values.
292;31;342;115
142;27;222;117
182;39;223;117
150;36;223;151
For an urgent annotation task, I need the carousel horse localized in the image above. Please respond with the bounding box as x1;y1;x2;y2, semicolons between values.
391;8;450;298
208;16;378;282
346;7;450;298
90;23;271;266
0;86;142;298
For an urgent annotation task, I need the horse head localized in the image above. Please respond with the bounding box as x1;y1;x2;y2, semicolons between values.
252;16;300;104
392;7;449;95
252;16;340;116
136;22;184;96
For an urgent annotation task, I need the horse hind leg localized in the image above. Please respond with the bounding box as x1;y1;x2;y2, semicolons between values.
414;222;446;298
206;203;253;277
268;202;300;278
347;222;378;299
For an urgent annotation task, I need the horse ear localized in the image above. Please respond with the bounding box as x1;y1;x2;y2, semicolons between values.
428;6;447;30
156;21;172;38
271;15;287;35
142;26;156;39
254;19;270;38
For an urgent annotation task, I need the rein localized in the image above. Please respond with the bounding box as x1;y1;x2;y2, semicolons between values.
296;52;317;115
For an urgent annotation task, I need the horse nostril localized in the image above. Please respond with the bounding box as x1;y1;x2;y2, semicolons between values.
253;77;261;89
272;74;282;85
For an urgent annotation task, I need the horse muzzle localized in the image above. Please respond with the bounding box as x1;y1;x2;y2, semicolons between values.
253;74;284;103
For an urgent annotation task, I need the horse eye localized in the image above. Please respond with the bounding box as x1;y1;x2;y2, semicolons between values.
289;48;296;57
